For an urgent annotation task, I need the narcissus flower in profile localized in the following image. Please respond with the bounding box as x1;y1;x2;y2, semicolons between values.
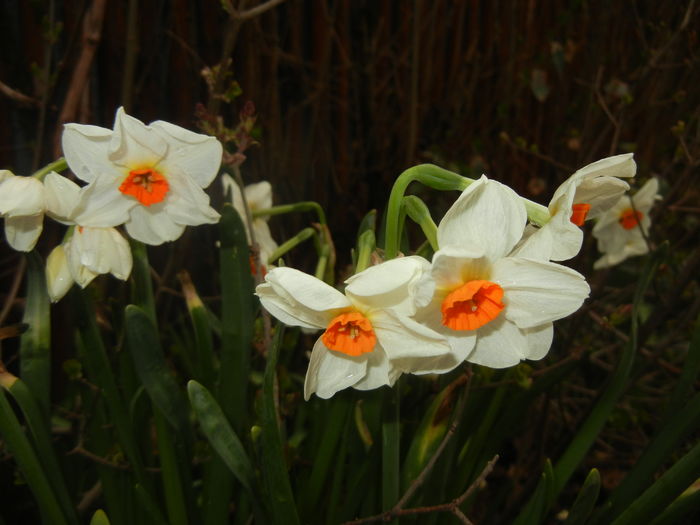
0;170;47;251
61;107;222;245
44;172;132;302
514;154;636;261
417;176;590;369
222;175;278;271
256;256;452;399
592;177;660;269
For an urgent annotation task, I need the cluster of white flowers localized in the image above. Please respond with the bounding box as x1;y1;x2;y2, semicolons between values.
0;105;661;399
256;154;661;399
0;107;223;301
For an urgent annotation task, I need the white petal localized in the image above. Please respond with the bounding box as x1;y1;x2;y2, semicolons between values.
108;107;168;167
491;257;589;329
573;153;636;180
254;221;279;264
575;177;629;219
162;169;220;226
44;172;81;223
124;205;186;245
244;181;273;211
61;123;115;183
0;176;45;216
256;267;351;329
431;246;491;291
72;227;132;279
304;338;368;400
72;177;137;227
64;233;99;288
352;348;397;391
5;214;43;251
523;323;554;360
371;310;450;362
345;256;433;315
632;178;660;211
468;317;527;368
150;120;222;188
438;175;527;260
510;224;555;261
46;245;74;302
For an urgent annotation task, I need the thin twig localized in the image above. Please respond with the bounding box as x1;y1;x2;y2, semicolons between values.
0;257;26;326
0;80;39;106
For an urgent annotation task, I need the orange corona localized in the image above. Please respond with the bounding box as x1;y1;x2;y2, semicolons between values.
119;168;169;206
322;312;376;356
570;203;591;226
619;208;643;230
441;280;504;331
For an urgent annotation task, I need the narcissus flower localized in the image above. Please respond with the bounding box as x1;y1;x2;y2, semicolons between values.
592;177;660;269
0;170;46;251
222;175;278;271
44;172;132;302
418;176;590;369
256;256;451;399
514;154;636;261
62;107;222;245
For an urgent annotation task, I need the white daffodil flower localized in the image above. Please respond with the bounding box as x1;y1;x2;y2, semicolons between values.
418;176;590;369
222;175;278;270
0;170;47;251
514;154;636;261
44;172;132;302
61;107;222;245
592;177;660;269
256;256;452;399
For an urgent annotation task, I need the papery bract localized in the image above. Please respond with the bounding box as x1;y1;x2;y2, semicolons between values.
514;154;636;261
592;177;660;269
62;107;222;245
256;256;451;399
418;175;590;369
0;170;47;251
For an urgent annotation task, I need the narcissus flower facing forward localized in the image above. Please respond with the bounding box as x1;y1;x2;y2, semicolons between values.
515;154;636;261
256;256;451;399
44;172;132;302
0;170;47;251
418;176;590;369
592;177;660;269
62;107;222;245
222;175;278;271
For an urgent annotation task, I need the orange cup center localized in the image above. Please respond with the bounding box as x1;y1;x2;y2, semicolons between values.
322;311;376;356
119;168;169;206
441;280;504;331
618;208;643;230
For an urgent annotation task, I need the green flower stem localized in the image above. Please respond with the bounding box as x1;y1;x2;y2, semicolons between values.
253;201;327;225
30;157;68;180
266;227;317;266
384;164;468;260
315;243;330;281
402;196;439;251
129;240;156;322
522;197;551;227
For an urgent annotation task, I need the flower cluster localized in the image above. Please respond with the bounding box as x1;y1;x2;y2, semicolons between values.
256;154;660;399
1;107;223;301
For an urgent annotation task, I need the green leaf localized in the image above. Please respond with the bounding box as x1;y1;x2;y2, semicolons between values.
187;380;256;493
124;305;191;444
611;440;700;525
260;325;300;524
563;469;601;525
90;510;111;525
19;251;51;416
218;204;255;430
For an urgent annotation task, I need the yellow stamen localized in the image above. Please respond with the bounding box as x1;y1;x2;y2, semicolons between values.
441;280;504;331
322;312;376;356
119;168;169;206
